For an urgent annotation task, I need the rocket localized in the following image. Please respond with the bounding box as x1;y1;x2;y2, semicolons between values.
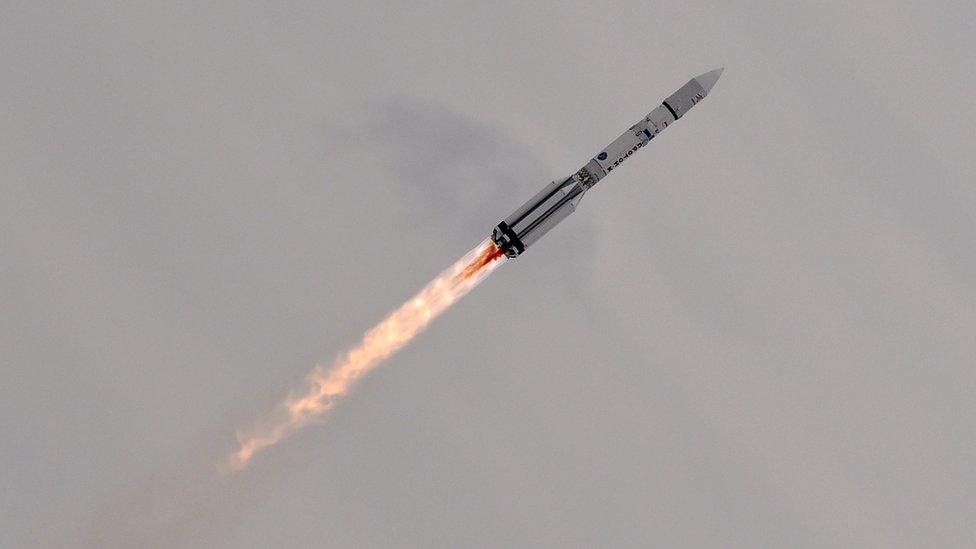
491;69;724;258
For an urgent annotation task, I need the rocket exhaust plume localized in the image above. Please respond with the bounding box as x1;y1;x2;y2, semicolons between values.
228;238;505;470
228;69;723;472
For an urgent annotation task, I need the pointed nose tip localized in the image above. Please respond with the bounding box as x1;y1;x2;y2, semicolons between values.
696;67;724;94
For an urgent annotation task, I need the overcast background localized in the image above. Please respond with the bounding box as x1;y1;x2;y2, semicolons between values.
3;1;975;547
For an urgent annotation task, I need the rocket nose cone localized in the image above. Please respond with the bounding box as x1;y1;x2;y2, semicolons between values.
695;68;724;95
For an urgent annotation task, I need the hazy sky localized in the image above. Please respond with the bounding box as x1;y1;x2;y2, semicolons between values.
3;1;975;547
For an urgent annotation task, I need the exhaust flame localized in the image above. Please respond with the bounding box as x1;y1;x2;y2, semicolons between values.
228;238;505;471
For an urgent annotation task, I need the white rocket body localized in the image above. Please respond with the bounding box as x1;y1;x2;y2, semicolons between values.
492;69;723;258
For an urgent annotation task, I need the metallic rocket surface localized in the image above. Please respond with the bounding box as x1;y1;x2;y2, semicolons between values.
491;69;723;258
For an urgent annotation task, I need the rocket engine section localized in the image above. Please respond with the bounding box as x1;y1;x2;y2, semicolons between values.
492;173;588;258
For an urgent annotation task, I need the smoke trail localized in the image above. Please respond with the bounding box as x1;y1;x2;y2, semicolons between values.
227;238;506;471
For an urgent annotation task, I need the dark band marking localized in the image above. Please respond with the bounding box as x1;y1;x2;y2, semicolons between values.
662;101;679;120
496;221;524;255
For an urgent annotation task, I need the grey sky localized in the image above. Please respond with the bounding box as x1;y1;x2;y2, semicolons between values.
3;1;975;547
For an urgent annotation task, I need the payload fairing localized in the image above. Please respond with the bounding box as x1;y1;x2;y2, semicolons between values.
491;69;723;258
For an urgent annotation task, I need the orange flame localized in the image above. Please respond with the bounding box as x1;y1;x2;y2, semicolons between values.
228;239;505;470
